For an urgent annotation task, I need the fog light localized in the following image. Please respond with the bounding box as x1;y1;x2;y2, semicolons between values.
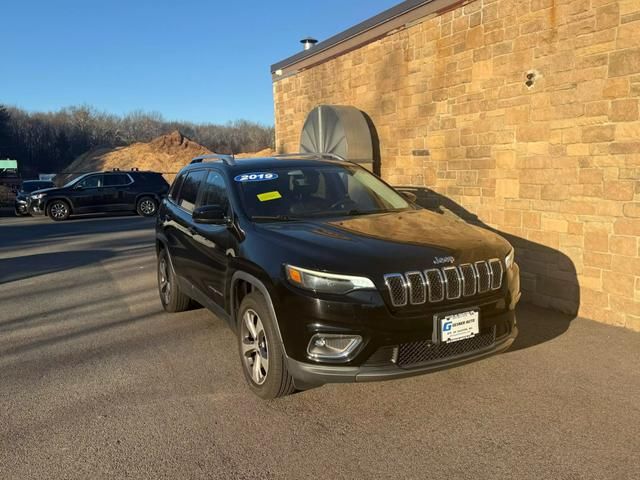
307;334;362;361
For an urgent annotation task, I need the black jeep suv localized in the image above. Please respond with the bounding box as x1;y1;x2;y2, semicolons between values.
30;170;169;221
156;154;520;399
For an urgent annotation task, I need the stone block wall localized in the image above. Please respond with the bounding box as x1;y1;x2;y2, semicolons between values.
273;0;640;330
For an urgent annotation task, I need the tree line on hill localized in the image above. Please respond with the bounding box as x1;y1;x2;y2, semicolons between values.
0;104;274;176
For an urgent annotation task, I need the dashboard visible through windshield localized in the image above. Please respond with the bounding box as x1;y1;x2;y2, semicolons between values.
234;164;411;220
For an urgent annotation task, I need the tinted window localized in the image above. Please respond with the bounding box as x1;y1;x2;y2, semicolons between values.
197;171;230;215
169;174;184;201
177;170;206;212
103;174;131;186
137;172;169;187
77;175;103;188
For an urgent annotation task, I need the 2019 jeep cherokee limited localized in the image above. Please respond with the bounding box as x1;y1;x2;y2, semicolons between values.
30;170;169;221
156;154;520;399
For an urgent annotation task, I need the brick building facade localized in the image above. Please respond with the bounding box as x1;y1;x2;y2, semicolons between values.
271;0;640;330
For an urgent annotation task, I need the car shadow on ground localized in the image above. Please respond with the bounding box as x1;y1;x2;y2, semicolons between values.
0;250;117;284
0;215;155;250
396;186;580;352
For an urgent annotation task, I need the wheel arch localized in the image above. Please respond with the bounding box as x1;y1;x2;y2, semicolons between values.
230;271;287;354
135;192;161;204
45;196;74;213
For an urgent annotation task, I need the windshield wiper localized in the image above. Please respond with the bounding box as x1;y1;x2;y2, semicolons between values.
251;215;298;222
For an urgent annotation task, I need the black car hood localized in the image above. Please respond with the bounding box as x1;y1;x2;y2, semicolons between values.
255;209;510;275
29;187;63;196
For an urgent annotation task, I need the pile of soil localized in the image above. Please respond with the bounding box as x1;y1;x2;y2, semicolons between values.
59;131;212;183
59;131;277;185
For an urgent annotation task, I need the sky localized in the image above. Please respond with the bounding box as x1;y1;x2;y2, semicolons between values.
2;0;400;126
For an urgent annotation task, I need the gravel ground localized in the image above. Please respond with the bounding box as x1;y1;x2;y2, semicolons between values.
0;214;639;480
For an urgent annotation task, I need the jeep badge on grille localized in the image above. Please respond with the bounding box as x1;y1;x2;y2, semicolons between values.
433;256;455;265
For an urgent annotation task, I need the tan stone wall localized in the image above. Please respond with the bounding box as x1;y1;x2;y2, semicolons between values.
273;0;640;330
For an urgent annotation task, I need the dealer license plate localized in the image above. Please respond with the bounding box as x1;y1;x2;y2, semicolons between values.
439;309;479;343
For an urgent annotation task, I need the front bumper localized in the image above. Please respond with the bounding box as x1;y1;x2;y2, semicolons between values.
287;325;517;386
14;199;29;214
29;198;45;215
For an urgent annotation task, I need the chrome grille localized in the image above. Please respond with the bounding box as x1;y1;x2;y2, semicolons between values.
459;264;477;296
384;274;407;307
406;271;427;305
475;261;491;293
425;269;445;302
385;259;503;307
443;266;462;300
489;259;503;290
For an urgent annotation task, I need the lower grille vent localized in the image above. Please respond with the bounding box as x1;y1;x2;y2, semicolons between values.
396;327;496;368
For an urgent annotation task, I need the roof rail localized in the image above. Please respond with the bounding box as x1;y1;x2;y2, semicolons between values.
190;154;236;166
274;152;346;162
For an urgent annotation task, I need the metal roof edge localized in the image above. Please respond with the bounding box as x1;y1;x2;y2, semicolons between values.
270;0;460;76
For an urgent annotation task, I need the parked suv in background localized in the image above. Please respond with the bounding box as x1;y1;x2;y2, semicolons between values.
14;180;55;216
156;154;520;399
30;169;169;221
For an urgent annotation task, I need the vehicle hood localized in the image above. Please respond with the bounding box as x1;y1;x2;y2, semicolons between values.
29;187;64;196
255;209;510;275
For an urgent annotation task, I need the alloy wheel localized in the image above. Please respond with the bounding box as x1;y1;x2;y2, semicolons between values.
241;309;269;385
50;202;68;219
159;257;171;304
140;199;156;215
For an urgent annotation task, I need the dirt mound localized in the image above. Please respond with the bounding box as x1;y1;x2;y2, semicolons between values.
235;148;275;158
60;131;211;183
59;132;276;184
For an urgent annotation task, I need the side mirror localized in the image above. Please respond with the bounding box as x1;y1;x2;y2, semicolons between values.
400;190;417;203
193;205;231;225
74;184;84;190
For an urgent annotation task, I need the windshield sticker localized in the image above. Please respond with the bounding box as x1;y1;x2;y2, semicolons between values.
234;172;278;182
257;191;282;202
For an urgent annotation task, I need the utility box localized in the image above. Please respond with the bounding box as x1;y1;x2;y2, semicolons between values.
0;159;21;205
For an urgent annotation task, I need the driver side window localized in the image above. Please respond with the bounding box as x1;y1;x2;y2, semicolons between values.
78;175;103;188
197;171;230;215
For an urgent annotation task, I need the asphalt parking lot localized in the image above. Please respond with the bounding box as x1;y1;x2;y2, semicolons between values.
1;213;639;480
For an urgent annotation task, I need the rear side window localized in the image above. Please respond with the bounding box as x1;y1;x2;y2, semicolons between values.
177;170;206;213
137;172;169;187
103;173;131;186
197;171;230;215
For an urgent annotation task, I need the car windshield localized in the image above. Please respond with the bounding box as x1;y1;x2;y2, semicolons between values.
235;164;410;220
22;181;54;193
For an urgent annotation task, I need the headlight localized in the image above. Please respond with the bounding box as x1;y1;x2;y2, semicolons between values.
505;248;515;270
31;193;46;200
285;265;375;294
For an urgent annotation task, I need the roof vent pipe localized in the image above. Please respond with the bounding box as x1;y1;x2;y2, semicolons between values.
300;37;318;51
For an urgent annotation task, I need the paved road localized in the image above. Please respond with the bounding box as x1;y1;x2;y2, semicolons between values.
1;214;639;480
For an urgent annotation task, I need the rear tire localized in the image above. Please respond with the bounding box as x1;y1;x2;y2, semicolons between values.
137;196;158;217
237;292;296;399
157;248;191;313
47;200;70;221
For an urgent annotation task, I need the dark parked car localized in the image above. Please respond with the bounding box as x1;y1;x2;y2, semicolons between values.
14;180;56;216
156;154;520;399
30;170;169;221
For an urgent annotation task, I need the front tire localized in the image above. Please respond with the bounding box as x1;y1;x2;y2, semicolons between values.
137;196;158;217
238;292;295;399
157;248;190;312
47;200;70;221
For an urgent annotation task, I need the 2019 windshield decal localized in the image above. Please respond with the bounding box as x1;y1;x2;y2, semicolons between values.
234;173;279;182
